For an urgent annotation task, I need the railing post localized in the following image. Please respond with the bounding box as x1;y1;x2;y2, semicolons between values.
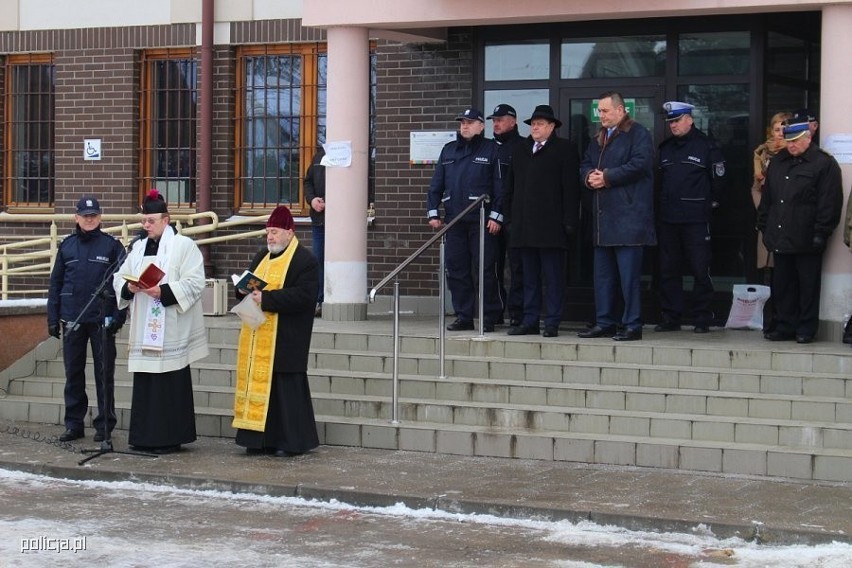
391;280;400;424
478;201;486;337
1;248;7;301
438;236;447;379
49;222;58;272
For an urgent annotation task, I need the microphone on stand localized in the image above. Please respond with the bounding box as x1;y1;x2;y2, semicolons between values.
127;229;148;250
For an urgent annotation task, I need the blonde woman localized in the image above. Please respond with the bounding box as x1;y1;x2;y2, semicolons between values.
752;112;792;270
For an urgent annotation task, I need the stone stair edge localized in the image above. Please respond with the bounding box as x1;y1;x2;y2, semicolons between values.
13;369;852;405
308;390;852;428
312;414;852;457
7;389;850;431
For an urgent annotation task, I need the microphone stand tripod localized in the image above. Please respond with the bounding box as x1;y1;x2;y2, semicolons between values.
71;237;158;465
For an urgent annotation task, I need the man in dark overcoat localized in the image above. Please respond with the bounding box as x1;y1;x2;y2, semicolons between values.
504;104;580;337
579;91;656;341
757;118;842;343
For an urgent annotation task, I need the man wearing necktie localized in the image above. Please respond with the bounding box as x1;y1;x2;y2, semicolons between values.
503;104;580;337
579;91;656;341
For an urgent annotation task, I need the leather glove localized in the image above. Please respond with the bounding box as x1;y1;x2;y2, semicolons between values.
105;319;123;336
812;235;826;251
48;324;60;339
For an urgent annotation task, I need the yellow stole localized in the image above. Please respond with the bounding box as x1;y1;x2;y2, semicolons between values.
231;237;299;431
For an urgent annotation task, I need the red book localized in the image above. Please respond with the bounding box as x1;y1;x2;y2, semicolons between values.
123;263;165;289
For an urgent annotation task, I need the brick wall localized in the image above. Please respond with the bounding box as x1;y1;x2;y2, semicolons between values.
1;23;475;305
370;30;473;296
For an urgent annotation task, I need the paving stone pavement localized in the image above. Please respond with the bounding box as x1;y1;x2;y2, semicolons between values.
1;421;849;546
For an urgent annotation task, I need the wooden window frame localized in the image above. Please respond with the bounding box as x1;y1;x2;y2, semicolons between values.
234;43;326;215
2;53;55;211
139;48;199;212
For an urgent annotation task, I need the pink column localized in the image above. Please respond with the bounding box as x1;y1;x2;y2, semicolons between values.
820;4;852;340
324;26;370;320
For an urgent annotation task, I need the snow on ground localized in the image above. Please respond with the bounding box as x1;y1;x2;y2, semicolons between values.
1;468;850;567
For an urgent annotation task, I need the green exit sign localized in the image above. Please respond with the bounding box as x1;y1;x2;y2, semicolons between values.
591;99;635;123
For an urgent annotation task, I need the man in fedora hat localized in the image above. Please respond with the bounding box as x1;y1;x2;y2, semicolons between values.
579;91;656;341
504;104;580;337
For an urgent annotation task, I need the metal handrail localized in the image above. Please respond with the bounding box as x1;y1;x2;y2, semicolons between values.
369;195;488;299
369;194;489;424
0;211;265;300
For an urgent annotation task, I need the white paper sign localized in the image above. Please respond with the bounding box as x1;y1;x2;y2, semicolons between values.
823;134;852;164
320;140;352;168
410;131;456;164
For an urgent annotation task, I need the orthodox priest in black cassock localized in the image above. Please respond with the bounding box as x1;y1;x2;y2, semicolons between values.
232;205;320;456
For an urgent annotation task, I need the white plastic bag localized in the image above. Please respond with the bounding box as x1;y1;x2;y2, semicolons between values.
230;294;267;330
725;284;771;330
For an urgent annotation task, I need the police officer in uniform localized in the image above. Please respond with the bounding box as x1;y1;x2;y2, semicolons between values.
488;103;524;326
427;108;504;332
757;117;843;343
47;196;126;442
655;102;726;333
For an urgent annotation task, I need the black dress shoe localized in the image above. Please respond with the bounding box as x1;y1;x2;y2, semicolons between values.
577;325;617;338
764;330;795;341
245;447;265;455
654;322;681;332
507;324;540;336
542;326;559;338
59;429;84;442
613;328;643;341
693;325;709;334
509;318;521;327
796;335;814;344
483;320;495;333
446;318;474;331
150;445;181;455
273;449;301;457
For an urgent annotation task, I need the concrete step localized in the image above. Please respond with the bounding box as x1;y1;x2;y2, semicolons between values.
8;371;851;453
3;395;849;482
4;317;850;483
33;345;852;399
13;364;852;430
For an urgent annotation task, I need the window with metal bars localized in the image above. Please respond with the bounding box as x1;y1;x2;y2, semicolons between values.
139;49;198;209
235;43;326;213
2;53;55;209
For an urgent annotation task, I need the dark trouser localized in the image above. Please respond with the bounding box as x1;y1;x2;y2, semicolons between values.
593;245;644;331
312;224;325;304
771;252;823;338
657;222;714;326
499;224;524;321
519;247;566;328
62;321;116;434
445;220;502;322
